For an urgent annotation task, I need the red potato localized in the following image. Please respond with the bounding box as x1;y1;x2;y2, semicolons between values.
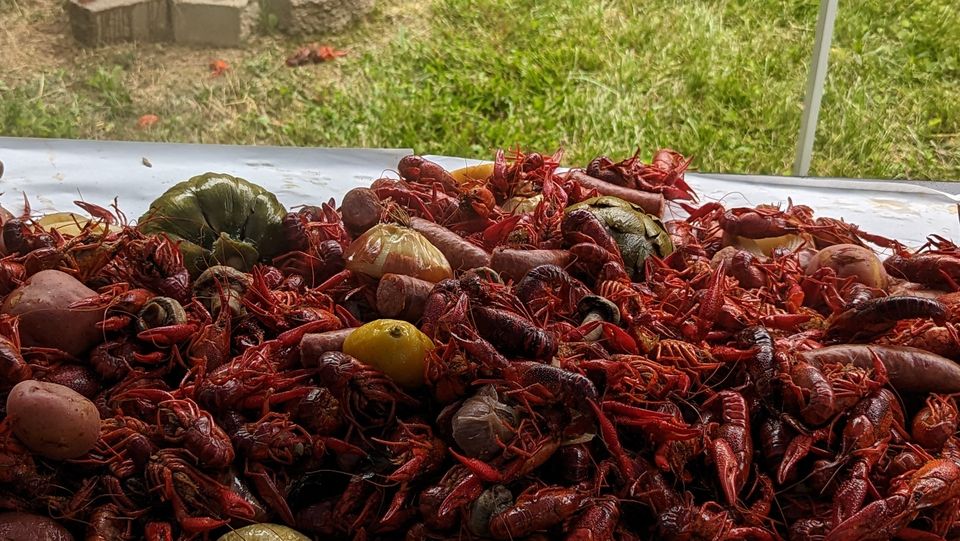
491;248;573;283
800;345;960;393
566;170;665;217
408;217;491;272
0;512;73;541
300;328;358;367
376;273;434;322
6;380;101;460
805;243;889;289
0;270;106;356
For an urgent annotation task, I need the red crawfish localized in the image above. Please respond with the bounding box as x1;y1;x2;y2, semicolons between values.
69;415;155;479
144;448;256;536
68;284;156;333
825;453;960;541
107;232;191;302
154;393;235;469
192;323;323;413
487;486;590;540
703;390;753;507
911;394;959;450
514;264;591;320
86;503;135;541
0;315;31;388
883;235;960;290
585;148;696;202
313;350;418;429
824;295;947;343
226;411;316;525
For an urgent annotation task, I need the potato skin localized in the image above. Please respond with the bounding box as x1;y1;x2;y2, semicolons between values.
6;380;101;460
0;269;106;356
0;512;74;540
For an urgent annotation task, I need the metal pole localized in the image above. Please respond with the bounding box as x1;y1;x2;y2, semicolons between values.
793;0;839;177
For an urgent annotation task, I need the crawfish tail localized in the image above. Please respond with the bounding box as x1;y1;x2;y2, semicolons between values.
857;295;947;325
787;362;835;426
737;326;777;400
515;264;589;306
826;295;948;341
510;361;598;407
471;305;558;360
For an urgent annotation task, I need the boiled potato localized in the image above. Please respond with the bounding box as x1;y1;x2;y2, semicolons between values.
805;243;889;289
1;270;106;356
6;380;101;460
0;512;73;541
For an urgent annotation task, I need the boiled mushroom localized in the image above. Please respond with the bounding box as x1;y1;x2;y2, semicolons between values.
577;294;621;341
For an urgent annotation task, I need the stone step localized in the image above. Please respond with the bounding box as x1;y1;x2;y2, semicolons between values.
68;0;171;46
261;0;374;36
67;0;376;47
172;0;257;48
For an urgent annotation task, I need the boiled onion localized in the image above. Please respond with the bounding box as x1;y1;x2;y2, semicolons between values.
345;223;452;282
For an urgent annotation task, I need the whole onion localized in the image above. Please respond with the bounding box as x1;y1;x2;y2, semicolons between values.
344;223;452;282
805;243;889;289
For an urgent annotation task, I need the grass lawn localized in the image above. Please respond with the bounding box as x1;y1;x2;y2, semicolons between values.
1;0;958;180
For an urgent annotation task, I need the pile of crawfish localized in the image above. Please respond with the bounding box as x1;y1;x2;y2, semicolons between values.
2;147;960;541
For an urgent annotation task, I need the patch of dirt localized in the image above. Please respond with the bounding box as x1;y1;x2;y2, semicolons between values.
0;0;76;82
0;0;432;93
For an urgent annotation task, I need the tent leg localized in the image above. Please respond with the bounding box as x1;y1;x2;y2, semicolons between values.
792;0;839;177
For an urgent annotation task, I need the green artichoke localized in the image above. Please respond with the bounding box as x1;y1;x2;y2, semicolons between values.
138;172;289;276
565;196;673;278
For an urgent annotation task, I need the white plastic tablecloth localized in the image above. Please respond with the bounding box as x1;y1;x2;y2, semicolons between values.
0;138;956;251
0;137;411;220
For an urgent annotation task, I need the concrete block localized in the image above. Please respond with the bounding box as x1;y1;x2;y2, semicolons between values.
261;0;374;35
172;0;258;47
68;0;171;46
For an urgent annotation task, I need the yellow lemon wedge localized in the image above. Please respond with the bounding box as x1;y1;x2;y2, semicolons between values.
450;163;495;184
342;319;434;389
37;212;107;237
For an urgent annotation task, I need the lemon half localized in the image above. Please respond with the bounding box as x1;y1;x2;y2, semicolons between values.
343;319;434;389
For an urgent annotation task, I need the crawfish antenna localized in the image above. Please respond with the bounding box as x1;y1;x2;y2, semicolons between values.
383;203;412;228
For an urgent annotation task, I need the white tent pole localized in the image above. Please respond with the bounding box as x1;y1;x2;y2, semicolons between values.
793;0;839;177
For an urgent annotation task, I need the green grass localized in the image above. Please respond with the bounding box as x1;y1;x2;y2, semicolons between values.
1;0;958;180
